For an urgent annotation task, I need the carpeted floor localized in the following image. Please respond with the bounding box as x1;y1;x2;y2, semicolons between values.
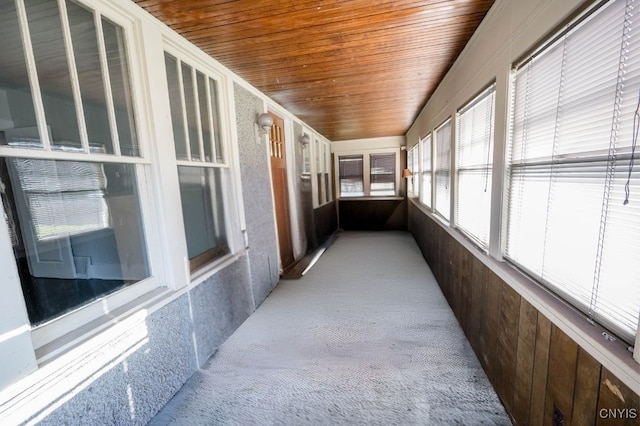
149;231;510;425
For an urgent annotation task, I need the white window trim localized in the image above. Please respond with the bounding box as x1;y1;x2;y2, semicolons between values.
312;135;333;208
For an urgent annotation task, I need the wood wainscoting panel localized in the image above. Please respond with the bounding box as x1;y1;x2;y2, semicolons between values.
512;299;538;425
544;325;579;425
573;348;601;425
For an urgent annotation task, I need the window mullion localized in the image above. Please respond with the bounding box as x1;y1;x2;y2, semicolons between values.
15;0;51;150
95;11;121;156
176;61;192;161
192;68;205;162
206;78;217;162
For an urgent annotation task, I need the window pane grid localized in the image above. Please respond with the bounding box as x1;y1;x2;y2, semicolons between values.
164;51;224;166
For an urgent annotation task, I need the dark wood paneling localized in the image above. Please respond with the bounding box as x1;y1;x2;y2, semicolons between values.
512;299;538;425
133;0;495;141
480;270;502;384
545;325;579;425
468;256;486;355
529;314;552;426
338;199;406;230
573;348;601;425
497;282;521;414
596;369;640;426
312;201;338;250
407;205;640;426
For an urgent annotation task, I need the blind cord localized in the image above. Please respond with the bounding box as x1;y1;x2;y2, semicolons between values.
623;89;640;205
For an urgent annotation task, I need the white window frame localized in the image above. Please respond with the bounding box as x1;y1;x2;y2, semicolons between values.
313;136;333;207
0;0;164;358
455;82;496;249
434;119;452;222
419;133;433;208
407;145;418;198
334;147;401;198
163;43;244;279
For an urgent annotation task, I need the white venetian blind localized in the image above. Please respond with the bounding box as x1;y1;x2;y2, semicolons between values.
456;84;496;248
434;120;451;221
506;0;640;342
420;134;432;208
339;155;364;197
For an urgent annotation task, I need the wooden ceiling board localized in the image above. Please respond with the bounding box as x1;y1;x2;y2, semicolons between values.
133;0;495;141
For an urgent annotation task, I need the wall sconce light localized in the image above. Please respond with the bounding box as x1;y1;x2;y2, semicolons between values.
300;134;311;145
255;112;273;140
402;168;413;178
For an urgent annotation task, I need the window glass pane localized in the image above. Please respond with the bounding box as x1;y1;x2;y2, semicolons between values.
420;135;431;207
456;85;495;247
435;121;451;220
102;18;139;156
209;78;223;162
67;0;113;154
197;71;213;162
339;155;364;197
181;63;200;161
177;166;228;270
164;53;187;160
370;153;395;196
25;0;81;149
0;0;38;147
1;157;149;325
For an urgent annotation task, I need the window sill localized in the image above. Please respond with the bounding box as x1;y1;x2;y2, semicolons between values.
408;198;640;395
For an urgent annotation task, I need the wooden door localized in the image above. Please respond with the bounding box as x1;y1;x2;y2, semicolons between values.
268;112;294;269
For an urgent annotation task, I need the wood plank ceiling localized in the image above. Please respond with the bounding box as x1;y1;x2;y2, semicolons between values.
133;0;496;141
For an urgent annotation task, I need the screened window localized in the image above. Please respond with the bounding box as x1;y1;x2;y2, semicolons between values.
420;134;432;208
456;84;496;248
434;120;451;221
0;0;150;326
407;145;417;197
339;155;364;197
370;153;396;196
506;0;640;343
165;51;229;272
314;138;332;206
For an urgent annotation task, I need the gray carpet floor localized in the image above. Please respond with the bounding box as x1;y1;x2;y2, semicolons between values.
149;231;510;425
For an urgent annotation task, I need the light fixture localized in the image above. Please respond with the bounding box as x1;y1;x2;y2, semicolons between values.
300;134;311;145
402;168;413;178
255;112;274;140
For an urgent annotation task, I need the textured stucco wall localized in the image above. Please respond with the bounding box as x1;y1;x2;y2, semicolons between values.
233;83;279;306
34;256;254;426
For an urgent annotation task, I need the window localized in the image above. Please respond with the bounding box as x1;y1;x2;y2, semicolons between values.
337;150;399;198
420;134;432;208
314;138;332;206
456;84;496;248
0;0;151;327
164;51;229;273
434;120;452;221
506;0;640;343
338;155;364;197
370;153;396;196
407;145;418;197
